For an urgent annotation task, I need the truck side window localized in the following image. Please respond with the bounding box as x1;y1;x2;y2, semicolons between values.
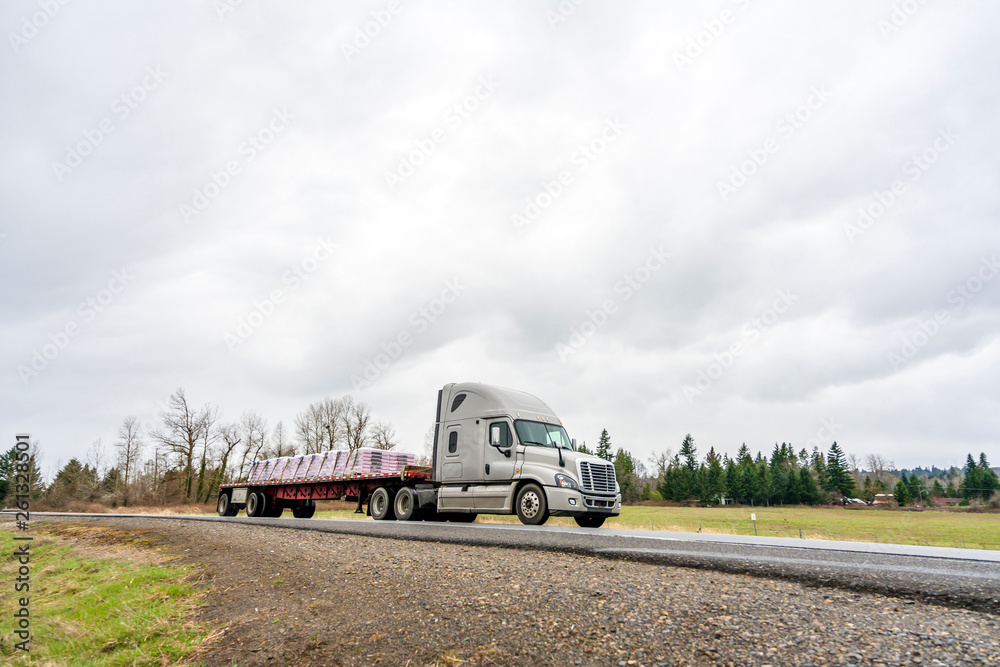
489;422;512;448
448;430;458;454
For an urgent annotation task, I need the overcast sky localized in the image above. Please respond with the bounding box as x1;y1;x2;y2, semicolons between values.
2;0;998;479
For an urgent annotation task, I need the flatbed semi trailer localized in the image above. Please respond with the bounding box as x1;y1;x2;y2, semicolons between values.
217;382;622;527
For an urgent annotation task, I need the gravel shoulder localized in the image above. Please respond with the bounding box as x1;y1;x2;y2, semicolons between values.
29;516;1000;666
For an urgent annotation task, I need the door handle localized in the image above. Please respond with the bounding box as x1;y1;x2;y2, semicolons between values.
485;464;490;475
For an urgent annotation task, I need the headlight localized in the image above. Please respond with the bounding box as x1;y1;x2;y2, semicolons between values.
554;473;579;490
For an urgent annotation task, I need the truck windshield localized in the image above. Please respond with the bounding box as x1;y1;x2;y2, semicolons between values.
514;420;573;450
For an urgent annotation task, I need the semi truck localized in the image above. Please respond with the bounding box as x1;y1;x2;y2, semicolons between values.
217;382;621;527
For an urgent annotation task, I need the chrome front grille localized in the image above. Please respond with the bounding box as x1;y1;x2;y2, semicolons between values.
579;460;617;494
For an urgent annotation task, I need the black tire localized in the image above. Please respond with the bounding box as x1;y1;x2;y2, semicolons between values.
394;487;418;521
292;499;316;519
516;483;549;526
574;515;606;528
246;491;267;518
268;501;284;518
370;487;396;521
448;513;478;523
217;493;238;517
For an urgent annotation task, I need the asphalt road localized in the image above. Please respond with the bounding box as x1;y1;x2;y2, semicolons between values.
24;512;1000;613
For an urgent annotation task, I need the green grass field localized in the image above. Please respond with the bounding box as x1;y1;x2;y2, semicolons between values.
0;527;212;665
311;504;1000;550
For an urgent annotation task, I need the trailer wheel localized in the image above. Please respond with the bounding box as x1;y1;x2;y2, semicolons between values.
246;491;268;518
268;501;284;518
217;492;237;517
516;483;549;526
292;500;316;519
394;487;418;521
370;487;396;520
574;515;606;528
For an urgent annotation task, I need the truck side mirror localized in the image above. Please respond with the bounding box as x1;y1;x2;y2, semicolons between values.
571;438;577;451
490;423;513;456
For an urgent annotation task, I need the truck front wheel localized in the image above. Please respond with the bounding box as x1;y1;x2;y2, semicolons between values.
370;487;396;520
574;515;605;528
516;483;549;526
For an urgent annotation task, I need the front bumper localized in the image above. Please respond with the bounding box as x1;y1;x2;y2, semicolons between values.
546;486;621;517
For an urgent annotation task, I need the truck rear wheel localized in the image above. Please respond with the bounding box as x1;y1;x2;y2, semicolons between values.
516;483;549;526
394;487;418;521
574;515;606;528
370;487;396;520
217;492;238;517
246;491;268;518
292;500;316;519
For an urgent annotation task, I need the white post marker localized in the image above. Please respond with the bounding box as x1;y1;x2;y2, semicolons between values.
751;513;757;536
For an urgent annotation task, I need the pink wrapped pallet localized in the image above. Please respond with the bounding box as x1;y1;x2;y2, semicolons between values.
247;460;263;483
268;457;290;482
304;453;325;478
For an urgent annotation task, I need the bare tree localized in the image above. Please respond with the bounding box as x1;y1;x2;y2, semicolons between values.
295;397;349;454
207;423;242;492
864;453;897;488
419;425;435;465
370;420;398;450
345;399;371;452
194;405;220;503
115;416;144;506
649;449;672;481
150;388;216;503
236;410;269;480
87;439;108;479
269;421;295;458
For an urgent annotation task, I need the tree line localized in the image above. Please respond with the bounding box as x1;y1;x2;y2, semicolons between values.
579;430;999;508
0;388;399;509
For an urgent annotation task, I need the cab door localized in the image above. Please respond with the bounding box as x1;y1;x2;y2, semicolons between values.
475;420;518;510
483;420;517;481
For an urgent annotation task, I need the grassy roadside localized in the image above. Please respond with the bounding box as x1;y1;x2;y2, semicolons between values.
0;525;213;665
310;504;1000;550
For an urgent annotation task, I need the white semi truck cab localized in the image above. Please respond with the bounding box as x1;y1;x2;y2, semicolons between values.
428;382;621;527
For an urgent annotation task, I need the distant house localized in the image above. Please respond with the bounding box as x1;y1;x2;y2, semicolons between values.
932;497;962;507
873;493;894;505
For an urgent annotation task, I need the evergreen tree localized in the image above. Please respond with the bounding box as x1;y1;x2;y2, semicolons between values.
894;476;912;506
699;447;726;506
824;442;856;497
930;479;945;498
596;429;613;462
679;434;698;471
576;440;592;456
799;467;822;505
978;453;1000;500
